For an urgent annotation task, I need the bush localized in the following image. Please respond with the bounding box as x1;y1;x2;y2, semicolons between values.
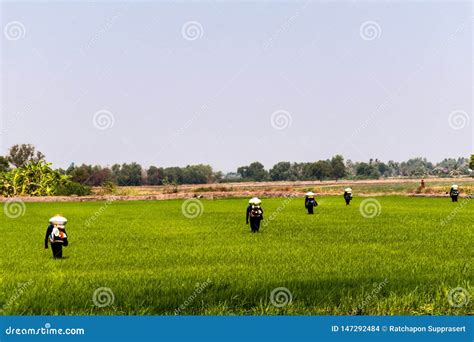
55;181;91;196
100;181;117;195
0;161;67;196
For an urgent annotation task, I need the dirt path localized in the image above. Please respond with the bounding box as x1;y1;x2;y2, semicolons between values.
1;178;472;203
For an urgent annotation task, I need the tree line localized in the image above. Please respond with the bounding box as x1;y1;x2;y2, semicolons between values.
1;144;473;187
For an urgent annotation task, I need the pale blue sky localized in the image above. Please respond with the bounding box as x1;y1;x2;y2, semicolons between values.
1;1;472;172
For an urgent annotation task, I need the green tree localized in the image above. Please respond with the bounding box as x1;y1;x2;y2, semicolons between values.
212;171;223;183
376;161;389;177
356;162;380;179
399;158;433;176
182;164;213;184
304;160;332;181
269;161;291;181
147;166;164;185
330;155;346;180
89;166;113;186
0;156;10;173
68;164;93;184
7;144;45;168
112;163;143;186
387;160;400;176
470;154;474;170
434;157;470;176
237;162;268;181
288;163;305;180
0;161;66;196
162;167;184;184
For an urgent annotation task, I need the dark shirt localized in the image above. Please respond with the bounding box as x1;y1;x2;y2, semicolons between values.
44;224;68;248
305;196;317;207
246;205;263;224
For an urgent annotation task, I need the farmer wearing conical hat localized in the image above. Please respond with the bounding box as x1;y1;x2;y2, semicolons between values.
246;197;264;233
44;215;69;258
304;191;318;214
343;188;353;205
449;185;459;202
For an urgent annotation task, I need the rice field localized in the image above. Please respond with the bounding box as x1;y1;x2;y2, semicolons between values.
0;196;472;315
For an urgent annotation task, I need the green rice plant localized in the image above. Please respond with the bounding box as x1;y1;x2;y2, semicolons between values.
0;196;471;315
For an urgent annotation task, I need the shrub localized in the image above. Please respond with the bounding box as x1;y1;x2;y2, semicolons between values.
0;161;67;196
55;181;91;196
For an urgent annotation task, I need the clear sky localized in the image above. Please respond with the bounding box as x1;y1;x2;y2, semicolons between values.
1;0;472;172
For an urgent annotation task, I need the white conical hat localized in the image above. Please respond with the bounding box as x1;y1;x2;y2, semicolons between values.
344;188;352;193
306;192;315;196
49;215;67;225
452;185;458;189
249;197;262;205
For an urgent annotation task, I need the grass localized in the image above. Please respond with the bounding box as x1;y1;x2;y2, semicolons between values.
0;196;472;315
312;181;474;195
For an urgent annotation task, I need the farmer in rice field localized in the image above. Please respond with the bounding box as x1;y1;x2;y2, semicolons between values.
343;188;353;205
246;197;263;233
44;215;69;258
304;191;318;214
449;184;459;202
